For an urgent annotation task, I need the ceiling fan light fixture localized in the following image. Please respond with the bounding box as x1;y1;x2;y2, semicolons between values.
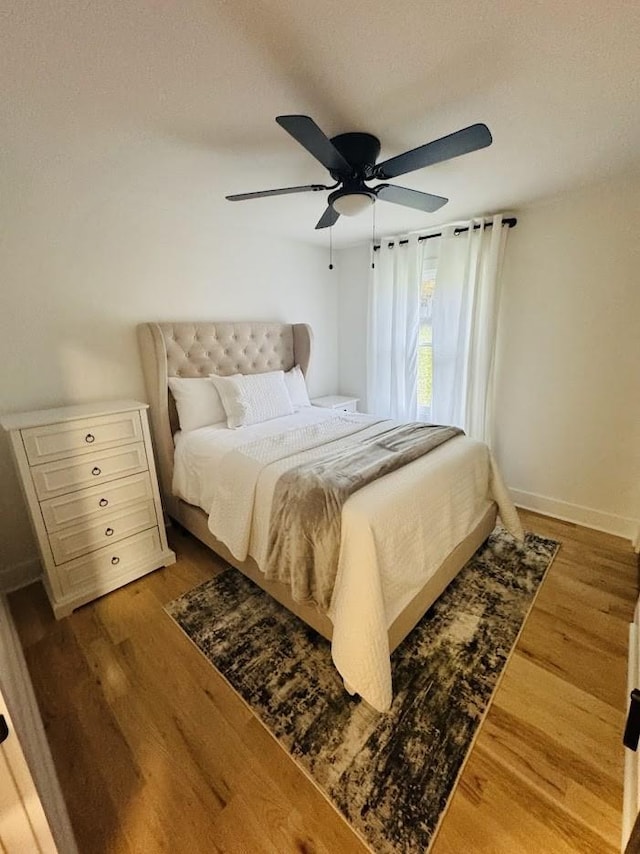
330;190;375;217
228;116;493;229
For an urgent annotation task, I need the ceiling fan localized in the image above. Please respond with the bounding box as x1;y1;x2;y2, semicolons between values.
226;115;492;229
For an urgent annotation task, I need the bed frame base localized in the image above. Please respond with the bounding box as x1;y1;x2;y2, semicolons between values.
170;497;497;654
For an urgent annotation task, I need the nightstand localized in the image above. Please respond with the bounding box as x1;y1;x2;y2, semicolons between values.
311;395;359;413
1;399;176;619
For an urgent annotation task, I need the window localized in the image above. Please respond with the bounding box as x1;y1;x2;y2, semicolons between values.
418;258;437;421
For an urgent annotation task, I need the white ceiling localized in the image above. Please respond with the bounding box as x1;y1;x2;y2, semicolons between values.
3;0;640;247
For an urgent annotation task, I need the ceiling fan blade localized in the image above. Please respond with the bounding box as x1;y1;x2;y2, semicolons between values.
276;115;352;175
375;184;448;213
226;183;329;201
315;206;340;229
374;123;492;180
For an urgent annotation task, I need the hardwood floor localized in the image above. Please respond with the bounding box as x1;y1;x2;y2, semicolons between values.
9;510;637;854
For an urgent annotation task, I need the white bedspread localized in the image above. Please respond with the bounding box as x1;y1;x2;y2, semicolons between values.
173;408;522;711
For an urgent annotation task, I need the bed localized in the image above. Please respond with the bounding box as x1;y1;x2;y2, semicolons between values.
137;321;522;711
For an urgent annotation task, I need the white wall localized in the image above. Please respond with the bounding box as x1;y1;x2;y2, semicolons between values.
337;171;640;541
494;172;640;539
0;146;338;585
335;244;371;405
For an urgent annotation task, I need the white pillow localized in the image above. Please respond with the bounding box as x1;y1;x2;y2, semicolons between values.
284;364;311;407
168;377;226;433
210;370;294;428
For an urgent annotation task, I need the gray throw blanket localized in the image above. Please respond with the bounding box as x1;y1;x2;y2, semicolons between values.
264;422;463;611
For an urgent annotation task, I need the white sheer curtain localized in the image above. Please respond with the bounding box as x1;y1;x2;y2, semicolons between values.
431;214;510;444
366;233;424;420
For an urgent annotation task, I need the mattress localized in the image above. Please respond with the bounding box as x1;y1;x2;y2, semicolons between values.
172;408;522;710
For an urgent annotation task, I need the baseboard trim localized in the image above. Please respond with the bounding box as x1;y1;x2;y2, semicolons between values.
0;557;41;594
510;488;638;544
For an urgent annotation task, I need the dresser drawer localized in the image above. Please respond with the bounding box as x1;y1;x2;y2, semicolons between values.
49;500;158;564
40;472;154;533
22;411;143;465
57;527;162;597
31;443;148;501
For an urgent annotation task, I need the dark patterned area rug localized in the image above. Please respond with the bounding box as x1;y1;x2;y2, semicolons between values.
165;528;558;853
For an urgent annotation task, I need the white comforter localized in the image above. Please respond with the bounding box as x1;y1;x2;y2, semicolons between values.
173;408;522;711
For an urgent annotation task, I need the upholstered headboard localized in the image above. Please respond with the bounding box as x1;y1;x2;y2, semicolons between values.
137;321;313;510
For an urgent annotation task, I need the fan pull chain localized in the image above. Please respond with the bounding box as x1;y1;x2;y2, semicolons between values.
371;204;376;269
329;225;334;270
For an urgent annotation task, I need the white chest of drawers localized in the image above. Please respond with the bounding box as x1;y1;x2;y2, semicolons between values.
2;400;176;619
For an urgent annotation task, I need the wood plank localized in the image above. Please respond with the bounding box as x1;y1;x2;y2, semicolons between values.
445;745;618;854
492;653;624;780
516;607;627;705
479;704;620;812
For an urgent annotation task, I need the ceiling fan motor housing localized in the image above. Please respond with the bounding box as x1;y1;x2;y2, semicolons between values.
329;132;381;180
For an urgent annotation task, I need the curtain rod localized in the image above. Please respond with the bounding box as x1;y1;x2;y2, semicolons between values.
372;216;517;251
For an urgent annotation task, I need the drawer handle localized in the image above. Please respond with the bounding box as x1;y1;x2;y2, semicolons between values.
99;498;108;507
92;466;101;476
111;556;120;565
105;527;114;537
85;433;95;444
